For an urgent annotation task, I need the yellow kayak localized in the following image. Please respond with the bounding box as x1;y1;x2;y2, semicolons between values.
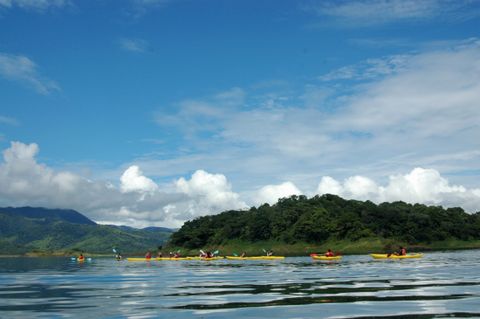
226;256;285;260
127;257;190;261
311;255;342;260
188;256;224;260
127;257;224;262
370;253;423;259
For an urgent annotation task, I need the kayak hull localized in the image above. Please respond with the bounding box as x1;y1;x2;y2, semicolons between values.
225;256;285;260
126;257;223;262
370;253;423;259
311;255;342;260
127;257;190;261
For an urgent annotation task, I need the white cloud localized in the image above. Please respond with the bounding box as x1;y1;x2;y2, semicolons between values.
119;38;149;53
0;0;69;10
175;169;248;218
316;168;480;212
319;55;411;82
309;0;480;26
0;141;247;228
0;53;59;94
254;181;302;206
120;165;158;194
148;40;480;197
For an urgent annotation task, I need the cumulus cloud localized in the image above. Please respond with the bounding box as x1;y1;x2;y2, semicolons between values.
175;169;248;218
254;181;302;206
0;141;245;228
120;165;158;194
0;53;59;94
317;168;480;213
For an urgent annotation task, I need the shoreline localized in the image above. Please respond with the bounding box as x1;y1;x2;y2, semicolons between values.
3;239;480;257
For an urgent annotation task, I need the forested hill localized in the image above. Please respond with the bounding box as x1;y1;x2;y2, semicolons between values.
169;194;480;249
0;207;174;255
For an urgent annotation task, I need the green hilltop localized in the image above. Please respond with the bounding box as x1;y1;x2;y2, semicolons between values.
168;194;480;255
0;207;174;255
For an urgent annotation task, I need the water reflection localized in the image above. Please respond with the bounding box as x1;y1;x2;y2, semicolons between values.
0;251;479;318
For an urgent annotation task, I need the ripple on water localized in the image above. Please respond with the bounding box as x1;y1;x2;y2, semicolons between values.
0;251;479;318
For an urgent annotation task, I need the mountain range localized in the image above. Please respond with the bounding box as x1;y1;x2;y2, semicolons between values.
0;207;174;255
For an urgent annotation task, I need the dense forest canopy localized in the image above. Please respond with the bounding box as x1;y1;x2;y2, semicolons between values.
169;194;480;249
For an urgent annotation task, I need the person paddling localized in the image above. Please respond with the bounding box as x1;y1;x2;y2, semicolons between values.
145;251;152;260
325;249;334;257
397;246;407;256
78;253;85;261
387;246;407;257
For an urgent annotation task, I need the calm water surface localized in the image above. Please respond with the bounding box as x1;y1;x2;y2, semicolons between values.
1;250;480;318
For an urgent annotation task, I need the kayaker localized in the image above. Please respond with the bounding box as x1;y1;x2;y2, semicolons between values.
157;251;163;258
266;250;273;256
145;251;152;259
388;246;407;257
78;253;85;261
206;251;213;258
397;246;407;256
173;251;181;258
325;249;334;257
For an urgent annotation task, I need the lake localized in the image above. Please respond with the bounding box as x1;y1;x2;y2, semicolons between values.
1;250;479;318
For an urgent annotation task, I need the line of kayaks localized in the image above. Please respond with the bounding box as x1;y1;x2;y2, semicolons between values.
127;256;285;262
125;254;423;262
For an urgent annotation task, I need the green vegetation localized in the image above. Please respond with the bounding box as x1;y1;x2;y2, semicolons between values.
168;194;480;255
0;208;173;255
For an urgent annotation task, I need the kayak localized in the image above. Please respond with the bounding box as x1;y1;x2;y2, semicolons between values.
188;256;224;260
70;257;92;262
311;255;342;261
225;256;285;260
126;257;223;262
370;253;423;259
127;257;191;261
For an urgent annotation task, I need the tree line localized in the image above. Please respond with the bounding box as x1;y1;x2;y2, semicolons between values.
169;194;480;248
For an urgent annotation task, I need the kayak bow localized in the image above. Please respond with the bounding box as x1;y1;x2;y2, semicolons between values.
370;253;423;259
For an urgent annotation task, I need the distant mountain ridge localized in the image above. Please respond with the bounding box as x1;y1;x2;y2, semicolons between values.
0;207;175;255
0;206;96;225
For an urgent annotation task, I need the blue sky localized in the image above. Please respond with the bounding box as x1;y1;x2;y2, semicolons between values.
1;0;480;227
